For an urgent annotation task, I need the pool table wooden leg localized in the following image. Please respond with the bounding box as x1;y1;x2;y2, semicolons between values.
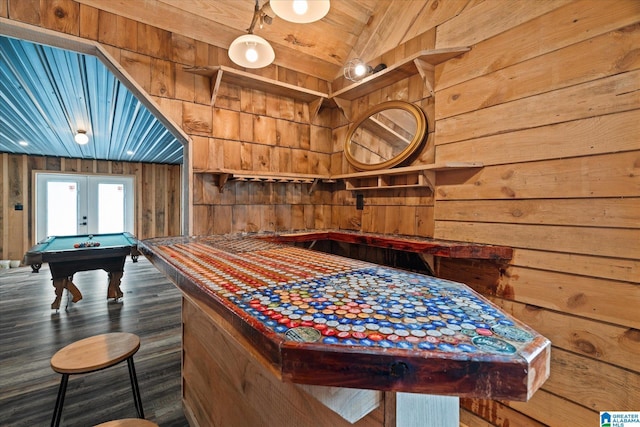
65;279;83;303
51;278;83;310
107;271;124;300
51;279;64;310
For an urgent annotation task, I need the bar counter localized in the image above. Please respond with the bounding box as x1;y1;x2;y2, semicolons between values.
140;234;550;426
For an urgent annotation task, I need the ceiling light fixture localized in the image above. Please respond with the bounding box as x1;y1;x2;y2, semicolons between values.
19;141;29;146
270;0;330;23
74;130;89;145
228;1;276;68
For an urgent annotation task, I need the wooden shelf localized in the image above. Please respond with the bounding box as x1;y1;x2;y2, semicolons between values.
332;162;482;191
183;65;328;118
194;163;482;193
183;47;469;121
331;47;470;102
194;168;330;194
188;49;475;193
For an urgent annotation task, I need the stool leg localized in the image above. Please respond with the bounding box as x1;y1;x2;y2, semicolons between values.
127;357;145;418
51;374;69;427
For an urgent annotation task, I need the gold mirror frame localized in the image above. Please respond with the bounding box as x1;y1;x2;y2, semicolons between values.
343;101;428;171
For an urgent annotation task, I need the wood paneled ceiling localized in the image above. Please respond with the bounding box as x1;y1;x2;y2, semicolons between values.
1;0;462;164
78;0;442;81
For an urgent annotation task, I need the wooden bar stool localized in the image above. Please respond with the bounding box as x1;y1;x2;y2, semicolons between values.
94;419;158;427
50;332;145;427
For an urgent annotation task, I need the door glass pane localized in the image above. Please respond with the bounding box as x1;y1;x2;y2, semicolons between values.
47;181;78;236
98;183;125;233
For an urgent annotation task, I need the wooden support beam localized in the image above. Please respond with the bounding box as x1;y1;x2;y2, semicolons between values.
309;97;323;121
218;173;230;191
414;58;435;98
308;178;320;195
332;97;352;121
210;68;224;106
420;170;436;191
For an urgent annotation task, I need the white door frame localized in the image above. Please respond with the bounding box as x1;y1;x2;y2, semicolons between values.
34;171;135;243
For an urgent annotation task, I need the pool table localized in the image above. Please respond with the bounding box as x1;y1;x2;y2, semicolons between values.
23;232;140;310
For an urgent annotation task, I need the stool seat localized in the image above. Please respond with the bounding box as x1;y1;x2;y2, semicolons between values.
51;332;140;374
94;419;158;427
50;333;145;427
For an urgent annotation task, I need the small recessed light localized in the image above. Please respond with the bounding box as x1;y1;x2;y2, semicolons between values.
19;141;29;146
126;150;135;155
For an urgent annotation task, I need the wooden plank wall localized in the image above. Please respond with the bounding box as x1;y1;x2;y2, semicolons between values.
330;35;438;238
330;1;640;426
3;1;639;427
430;1;640;426
189;82;334;234
0;153;181;260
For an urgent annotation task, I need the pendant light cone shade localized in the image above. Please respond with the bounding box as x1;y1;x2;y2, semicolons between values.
228;34;275;68
270;0;330;23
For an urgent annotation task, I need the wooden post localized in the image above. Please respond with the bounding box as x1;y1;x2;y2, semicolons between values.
395;393;459;427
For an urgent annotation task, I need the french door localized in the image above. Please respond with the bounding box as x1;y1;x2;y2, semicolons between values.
35;173;134;242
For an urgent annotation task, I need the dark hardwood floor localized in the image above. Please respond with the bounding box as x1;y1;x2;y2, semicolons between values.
0;257;188;427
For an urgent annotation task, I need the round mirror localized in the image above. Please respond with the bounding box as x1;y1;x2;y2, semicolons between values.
344;101;428;171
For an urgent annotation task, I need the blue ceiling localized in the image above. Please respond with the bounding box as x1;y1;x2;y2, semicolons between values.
0;35;184;164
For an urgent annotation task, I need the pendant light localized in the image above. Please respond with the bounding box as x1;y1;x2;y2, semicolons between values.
228;0;276;69
228;34;275;68
270;0;330;23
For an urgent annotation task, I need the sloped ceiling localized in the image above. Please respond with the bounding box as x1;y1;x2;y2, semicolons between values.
0;35;184;164
77;0;441;81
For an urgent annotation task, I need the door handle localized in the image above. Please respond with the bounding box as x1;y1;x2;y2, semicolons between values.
80;222;87;226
